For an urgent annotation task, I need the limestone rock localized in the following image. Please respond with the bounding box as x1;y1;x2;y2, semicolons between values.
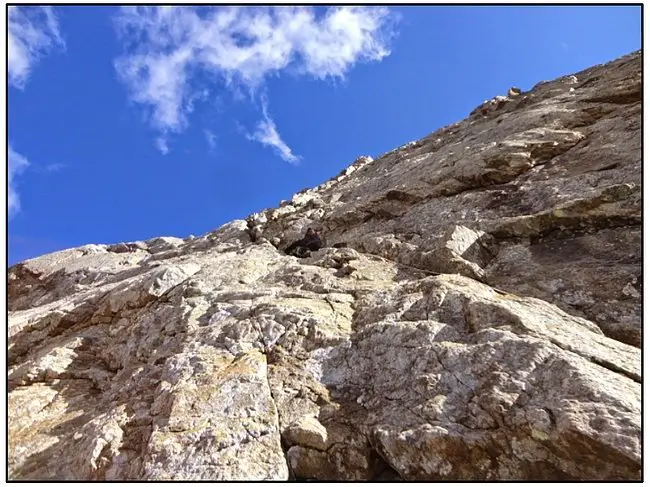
283;415;328;450
8;50;640;481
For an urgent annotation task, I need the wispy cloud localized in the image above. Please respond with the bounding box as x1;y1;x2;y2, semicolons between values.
9;146;30;217
24;162;66;174
114;6;397;159
8;6;65;89
44;162;65;172
8;7;65;218
247;98;299;164
204;129;218;152
155;136;170;155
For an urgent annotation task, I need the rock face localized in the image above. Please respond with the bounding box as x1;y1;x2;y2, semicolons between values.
8;51;641;481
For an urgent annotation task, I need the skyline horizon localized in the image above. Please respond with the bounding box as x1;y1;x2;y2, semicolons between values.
7;5;642;265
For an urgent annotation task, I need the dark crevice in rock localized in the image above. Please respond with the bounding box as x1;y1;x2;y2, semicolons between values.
369;448;403;481
548;338;640;384
586;356;641;384
385;189;424;204
281;438;297;481
368;432;405;480
261;350;292;480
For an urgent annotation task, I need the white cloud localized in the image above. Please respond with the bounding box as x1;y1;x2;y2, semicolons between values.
204;129;218;151
28;162;65;174
155;137;170;155
44;163;65;172
8;6;65;89
247;99;299;164
8;8;65;218
9;146;30;217
114;6;397;157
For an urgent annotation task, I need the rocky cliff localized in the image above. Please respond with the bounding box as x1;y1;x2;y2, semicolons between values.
8;50;641;481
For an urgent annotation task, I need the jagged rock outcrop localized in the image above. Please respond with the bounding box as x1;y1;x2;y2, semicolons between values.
8;50;641;481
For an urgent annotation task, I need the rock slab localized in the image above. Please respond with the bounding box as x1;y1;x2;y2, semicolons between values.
8;50;641;480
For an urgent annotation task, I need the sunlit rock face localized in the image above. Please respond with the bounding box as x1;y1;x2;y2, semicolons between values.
8;50;640;481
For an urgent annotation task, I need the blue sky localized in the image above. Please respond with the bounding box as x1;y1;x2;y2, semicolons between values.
7;5;641;265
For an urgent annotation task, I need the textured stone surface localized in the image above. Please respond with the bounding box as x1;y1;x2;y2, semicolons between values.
8;51;640;481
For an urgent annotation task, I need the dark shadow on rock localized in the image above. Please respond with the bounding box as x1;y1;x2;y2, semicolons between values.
484;223;642;347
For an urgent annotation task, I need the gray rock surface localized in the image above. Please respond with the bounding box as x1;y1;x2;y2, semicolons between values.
8;50;640;480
